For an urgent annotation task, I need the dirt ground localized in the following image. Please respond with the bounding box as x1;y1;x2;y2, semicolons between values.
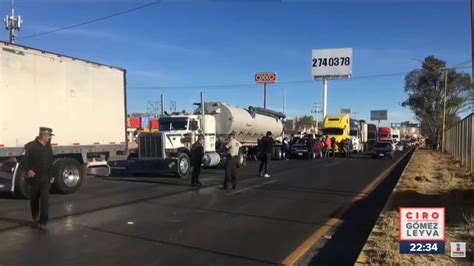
357;149;474;265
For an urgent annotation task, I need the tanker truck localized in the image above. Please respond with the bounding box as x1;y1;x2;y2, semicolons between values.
128;100;285;178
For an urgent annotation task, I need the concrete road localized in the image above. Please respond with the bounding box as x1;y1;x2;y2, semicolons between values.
0;150;411;266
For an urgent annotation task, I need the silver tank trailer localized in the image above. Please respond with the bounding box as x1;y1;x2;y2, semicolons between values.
204;102;284;143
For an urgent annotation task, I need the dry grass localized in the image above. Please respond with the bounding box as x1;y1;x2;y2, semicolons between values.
357;149;474;265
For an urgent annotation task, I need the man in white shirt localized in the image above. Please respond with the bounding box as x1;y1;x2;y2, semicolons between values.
222;133;242;190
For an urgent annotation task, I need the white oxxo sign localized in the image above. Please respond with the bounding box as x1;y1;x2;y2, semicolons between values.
399;207;445;254
311;48;352;120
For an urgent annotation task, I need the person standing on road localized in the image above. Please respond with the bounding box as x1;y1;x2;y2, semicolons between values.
306;137;315;160
222;133;241;190
259;131;275;178
331;137;337;157
190;135;205;187
315;138;323;159
22;127;55;231
324;135;332;158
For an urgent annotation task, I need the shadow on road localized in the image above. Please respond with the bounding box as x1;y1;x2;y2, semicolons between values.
308;150;414;265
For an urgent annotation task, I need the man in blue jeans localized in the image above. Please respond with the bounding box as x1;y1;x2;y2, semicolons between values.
259;131;275;178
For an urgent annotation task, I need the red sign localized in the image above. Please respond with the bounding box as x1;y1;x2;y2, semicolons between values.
255;72;277;84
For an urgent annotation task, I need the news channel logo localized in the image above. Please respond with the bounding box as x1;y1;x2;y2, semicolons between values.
450;242;466;258
399;207;445;254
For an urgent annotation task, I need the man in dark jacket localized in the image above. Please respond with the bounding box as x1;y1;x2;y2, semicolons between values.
190;135;205;187
306;137;316;160
259;131;275;178
22;127;55;230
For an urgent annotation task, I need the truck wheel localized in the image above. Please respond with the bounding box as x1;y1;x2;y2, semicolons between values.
273;147;282;160
177;153;191;179
14;167;31;199
52;158;83;194
237;148;246;168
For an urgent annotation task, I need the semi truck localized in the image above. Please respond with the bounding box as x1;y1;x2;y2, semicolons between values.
129;99;285;178
391;129;401;143
349;119;365;153
359;120;368;151
0;42;127;198
321;114;350;153
378;127;393;141
367;124;377;150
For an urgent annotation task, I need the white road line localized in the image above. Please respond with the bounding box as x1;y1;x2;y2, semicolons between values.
226;179;279;196
324;162;340;167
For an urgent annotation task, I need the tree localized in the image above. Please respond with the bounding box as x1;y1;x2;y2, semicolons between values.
402;56;471;146
296;115;316;130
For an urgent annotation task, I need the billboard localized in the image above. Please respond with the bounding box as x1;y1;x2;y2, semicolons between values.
341;108;351;114
371;110;388;121
312;48;352;79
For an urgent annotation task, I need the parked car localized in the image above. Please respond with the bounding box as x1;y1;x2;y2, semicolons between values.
290;134;320;159
371;142;395;159
395;142;404;151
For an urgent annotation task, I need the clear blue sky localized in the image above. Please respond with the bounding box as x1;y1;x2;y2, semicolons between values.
3;0;471;126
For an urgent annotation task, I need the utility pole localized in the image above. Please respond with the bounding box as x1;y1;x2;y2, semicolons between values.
311;102;321;133
4;0;22;44
146;100;160;118
283;88;286;115
170;101;177;113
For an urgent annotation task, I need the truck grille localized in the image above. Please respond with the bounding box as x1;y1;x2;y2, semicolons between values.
138;133;163;159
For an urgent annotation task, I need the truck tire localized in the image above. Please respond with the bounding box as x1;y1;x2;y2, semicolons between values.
14;167;31;199
273;147;282;160
177;153;191;179
237;148;246;168
52;158;83;194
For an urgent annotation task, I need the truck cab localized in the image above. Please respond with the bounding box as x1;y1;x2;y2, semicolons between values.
391;129;401;143
321;114;350;153
367;124;377;150
349;119;364;153
131;114;219;179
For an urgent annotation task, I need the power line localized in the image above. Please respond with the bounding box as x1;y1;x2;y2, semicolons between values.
126;65;473;90
18;1;161;40
126;71;417;90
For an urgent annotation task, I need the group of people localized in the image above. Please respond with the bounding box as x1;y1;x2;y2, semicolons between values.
190;132;242;190
284;135;354;160
318;136;353;158
190;131;277;190
22;127;355;231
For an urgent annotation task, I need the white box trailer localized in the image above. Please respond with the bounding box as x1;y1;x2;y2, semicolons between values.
0;41;127;197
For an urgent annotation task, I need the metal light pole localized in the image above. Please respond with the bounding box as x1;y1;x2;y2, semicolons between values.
311;103;321;133
322;78;328;120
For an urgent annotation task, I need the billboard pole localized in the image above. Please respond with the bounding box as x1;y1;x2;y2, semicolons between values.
264;82;267;109
255;72;276;110
322;78;328;120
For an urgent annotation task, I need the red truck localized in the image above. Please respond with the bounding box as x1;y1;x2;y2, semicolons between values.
378;127;393;141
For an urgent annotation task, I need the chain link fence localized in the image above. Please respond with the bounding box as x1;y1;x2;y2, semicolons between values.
445;113;474;172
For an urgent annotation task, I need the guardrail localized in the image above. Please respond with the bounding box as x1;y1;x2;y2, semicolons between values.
445;113;473;172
